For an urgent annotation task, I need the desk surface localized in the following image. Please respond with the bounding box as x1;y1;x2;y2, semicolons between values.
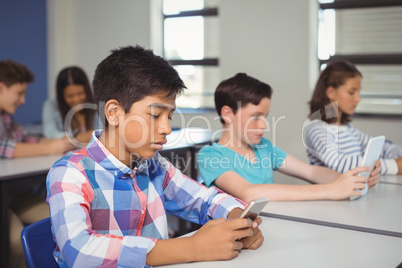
261;182;402;236
380;175;402;185
159;217;402;268
0;154;62;181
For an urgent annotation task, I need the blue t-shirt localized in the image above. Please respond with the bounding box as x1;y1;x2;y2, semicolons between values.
197;137;288;187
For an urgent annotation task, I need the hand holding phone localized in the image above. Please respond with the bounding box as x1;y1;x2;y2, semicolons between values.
350;136;385;200
239;198;269;221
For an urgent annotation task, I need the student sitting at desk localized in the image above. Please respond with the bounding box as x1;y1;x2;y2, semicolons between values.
0;60;74;267
46;46;263;268
42;66;101;145
0;60;74;158
197;73;380;203
305;60;402;175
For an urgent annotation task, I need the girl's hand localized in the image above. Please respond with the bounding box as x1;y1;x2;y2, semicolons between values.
367;160;380;189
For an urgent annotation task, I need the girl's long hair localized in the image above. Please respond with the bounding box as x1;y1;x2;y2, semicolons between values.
308;60;362;125
56;66;95;131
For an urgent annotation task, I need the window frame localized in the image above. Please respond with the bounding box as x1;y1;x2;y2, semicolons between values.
318;0;402;118
162;5;219;111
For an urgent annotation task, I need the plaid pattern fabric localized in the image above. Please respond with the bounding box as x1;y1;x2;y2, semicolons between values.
0;113;38;158
47;130;244;268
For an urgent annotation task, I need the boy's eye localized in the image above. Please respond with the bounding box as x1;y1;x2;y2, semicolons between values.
149;113;160;119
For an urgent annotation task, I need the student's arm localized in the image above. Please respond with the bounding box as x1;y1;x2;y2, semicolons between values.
279;155;340;184
146;218;254;266
214;165;370;203
160;155;264;253
281;155;380;190
13;138;74;158
147;208;263;266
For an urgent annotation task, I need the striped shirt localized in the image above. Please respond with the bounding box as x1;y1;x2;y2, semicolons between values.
305;120;402;175
0;113;38;158
46;130;244;268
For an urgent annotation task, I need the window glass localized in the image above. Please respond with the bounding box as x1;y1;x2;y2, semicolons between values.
335;6;402;54
175;65;220;108
318;2;402;115
163;0;219;109
164;17;204;60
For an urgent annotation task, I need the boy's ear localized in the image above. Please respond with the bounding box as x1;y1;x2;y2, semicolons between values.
104;99;124;127
326;86;337;101
221;105;234;124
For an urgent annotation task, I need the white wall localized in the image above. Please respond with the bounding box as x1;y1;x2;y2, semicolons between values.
47;0;152;99
47;0;402;166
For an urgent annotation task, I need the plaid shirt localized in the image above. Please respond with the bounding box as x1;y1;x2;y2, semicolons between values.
47;130;244;268
0;113;38;158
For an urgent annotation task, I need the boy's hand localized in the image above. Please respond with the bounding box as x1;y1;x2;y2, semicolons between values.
190;217;253;261
327;166;369;200
367;160;380;189
227;207;264;250
239;216;264;250
396;157;402;175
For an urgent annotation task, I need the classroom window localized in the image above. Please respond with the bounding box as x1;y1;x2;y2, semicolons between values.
163;0;219;109
318;0;402;116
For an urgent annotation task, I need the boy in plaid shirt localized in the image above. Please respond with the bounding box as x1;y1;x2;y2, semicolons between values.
46;46;264;268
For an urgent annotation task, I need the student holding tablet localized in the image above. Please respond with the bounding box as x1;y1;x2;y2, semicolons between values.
197;73;380;203
305;60;402;175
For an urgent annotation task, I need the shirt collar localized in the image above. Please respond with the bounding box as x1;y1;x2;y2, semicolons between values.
85;130;150;177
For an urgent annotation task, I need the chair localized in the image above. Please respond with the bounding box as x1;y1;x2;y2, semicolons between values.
20;217;59;268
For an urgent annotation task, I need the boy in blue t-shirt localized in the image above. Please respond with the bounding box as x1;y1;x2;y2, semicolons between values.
197;73;380;203
46;46;263;268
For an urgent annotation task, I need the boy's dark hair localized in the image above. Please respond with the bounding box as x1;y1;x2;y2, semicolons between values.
0;59;34;87
215;73;273;124
56;66;95;131
93;45;186;128
308;60;362;125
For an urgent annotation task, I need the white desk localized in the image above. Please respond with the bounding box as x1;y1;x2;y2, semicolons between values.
0;154;62;180
261;182;402;237
380;175;402;185
159;217;402;268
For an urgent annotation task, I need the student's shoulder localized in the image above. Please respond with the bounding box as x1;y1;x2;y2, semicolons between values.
305;119;331;134
52;148;93;169
258;137;286;153
198;143;230;157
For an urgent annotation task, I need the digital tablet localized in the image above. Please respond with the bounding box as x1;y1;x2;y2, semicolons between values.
350;135;385;200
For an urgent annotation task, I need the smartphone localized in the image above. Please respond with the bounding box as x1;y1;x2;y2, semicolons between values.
239;198;269;220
